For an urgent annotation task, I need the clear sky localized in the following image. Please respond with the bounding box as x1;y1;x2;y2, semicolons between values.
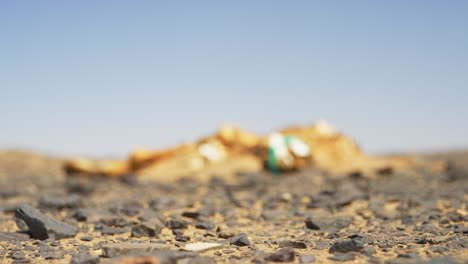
1;1;467;157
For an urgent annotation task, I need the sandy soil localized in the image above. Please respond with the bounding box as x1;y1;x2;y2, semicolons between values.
0;150;466;263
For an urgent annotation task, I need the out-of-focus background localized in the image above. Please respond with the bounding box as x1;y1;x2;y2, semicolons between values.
1;1;467;157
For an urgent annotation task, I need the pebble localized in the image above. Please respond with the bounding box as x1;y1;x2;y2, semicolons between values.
305;215;354;232
278;240;307;249
178;256;216;264
329;252;356;262
229;233;250;246
329;239;364;253
194;219;214;230
264;247;295;262
101;242;170;257
218;231;235;239
70;253;100;264
175;233;190;242
167;218;188;229
131;223;159;237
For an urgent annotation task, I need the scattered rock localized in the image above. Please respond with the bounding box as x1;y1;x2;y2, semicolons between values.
102;242;170;258
175;233;190;242
131;223;159;238
329;239;364;254
278;240;307;249
70;254;100;264
329;252;356;262
15;204;78;240
100;227;131;236
305;215;353;232
229;233;250;246
108;200;143;217
72;209;118;223
184;242;223;252
0;231;30;242
264;247;295;262
218;231;235;239
178;256;216;264
149;197;175;210
194;219;214;230
167;219;188;230
182;211;199;219
10;252;26;260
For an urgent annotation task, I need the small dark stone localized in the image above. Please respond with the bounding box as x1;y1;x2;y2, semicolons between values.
278;240;307;249
397;253;419;259
175;233;190;242
100;227;130;235
305;215;354;232
329;239;364;254
12;259;31;264
80;236;93;242
10;252;26;260
376;167;393;176
182;211;200;219
15;204;78;240
70;253;100;264
43;253;65;260
167;218;188;229
264;247;295;262
329;253;356;262
194;219;214;230
131;223;158;237
229;233;250;246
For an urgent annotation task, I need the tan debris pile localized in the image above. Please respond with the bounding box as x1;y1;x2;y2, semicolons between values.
63;121;415;182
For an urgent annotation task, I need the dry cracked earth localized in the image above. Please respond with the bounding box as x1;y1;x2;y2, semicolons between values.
0;150;467;264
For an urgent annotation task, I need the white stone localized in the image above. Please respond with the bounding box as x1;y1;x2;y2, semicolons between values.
184;242;224;252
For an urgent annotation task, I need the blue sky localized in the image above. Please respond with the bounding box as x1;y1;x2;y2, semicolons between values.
1;1;467;157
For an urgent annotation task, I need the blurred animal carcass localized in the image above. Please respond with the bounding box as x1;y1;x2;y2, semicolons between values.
63;121;414;182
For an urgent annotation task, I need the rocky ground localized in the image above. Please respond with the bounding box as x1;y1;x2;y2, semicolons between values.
0;150;467;264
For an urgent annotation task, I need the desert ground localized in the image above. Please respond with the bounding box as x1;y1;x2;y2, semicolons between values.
0;150;466;264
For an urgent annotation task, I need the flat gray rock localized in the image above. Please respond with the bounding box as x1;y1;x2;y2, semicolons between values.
184;242;223;252
305;215;354;232
70;253;100;264
102;242;171;258
15;204;78;240
0;231;30;242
